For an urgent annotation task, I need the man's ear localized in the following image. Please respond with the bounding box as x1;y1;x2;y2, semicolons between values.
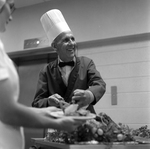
51;42;57;51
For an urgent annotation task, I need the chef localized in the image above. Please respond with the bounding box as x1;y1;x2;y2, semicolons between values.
32;9;106;114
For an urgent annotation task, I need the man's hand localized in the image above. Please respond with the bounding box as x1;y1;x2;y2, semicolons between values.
72;89;94;109
47;94;64;107
48;94;64;102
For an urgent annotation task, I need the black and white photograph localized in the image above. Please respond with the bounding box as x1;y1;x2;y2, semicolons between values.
0;0;150;149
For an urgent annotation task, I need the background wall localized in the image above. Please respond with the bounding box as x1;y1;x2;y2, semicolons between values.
0;0;150;52
1;0;150;129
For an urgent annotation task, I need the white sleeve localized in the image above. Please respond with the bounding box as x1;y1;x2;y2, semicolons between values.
0;41;9;81
0;66;9;81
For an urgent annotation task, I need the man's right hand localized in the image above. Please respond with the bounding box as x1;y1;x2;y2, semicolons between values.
47;94;64;107
48;94;64;101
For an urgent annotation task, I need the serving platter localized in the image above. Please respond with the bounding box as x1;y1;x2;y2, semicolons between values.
50;111;96;120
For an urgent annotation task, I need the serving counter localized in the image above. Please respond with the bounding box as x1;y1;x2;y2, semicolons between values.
31;138;150;149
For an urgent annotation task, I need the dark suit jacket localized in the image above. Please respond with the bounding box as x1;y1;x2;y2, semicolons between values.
32;56;106;114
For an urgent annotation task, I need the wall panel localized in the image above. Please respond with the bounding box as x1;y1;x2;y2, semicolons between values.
80;46;150;66
99;62;150;79
97;93;150;108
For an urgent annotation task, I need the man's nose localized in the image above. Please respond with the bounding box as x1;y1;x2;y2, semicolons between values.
68;39;74;45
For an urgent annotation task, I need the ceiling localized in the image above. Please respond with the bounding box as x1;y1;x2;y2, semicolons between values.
14;0;52;8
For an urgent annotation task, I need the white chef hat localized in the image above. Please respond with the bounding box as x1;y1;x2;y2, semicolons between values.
40;9;71;44
0;0;6;10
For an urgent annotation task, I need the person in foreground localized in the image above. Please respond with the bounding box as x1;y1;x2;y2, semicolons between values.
0;1;83;149
32;9;106;114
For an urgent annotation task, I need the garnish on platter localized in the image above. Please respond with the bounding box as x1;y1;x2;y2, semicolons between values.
46;112;150;144
50;103;96;120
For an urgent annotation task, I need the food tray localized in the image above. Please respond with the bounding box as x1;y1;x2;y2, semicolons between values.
31;138;150;149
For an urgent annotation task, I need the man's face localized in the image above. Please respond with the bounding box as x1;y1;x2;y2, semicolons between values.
54;31;77;62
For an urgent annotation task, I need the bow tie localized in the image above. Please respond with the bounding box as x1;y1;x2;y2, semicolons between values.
59;61;74;67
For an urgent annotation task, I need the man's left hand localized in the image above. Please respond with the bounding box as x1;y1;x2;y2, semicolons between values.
72;89;94;109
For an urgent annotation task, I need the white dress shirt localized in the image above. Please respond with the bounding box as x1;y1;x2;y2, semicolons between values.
58;57;75;86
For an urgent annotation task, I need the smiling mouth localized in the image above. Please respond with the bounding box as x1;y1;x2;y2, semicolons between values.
67;48;75;52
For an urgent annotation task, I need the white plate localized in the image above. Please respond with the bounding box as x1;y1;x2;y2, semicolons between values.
50;111;96;120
